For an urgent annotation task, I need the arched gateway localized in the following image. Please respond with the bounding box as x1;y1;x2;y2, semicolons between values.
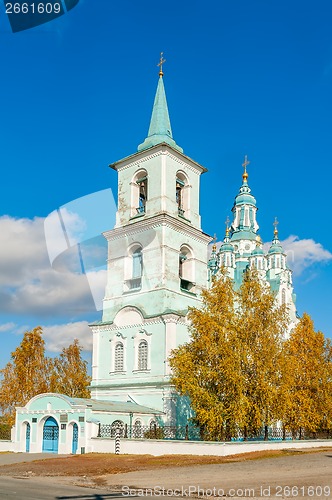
42;416;59;453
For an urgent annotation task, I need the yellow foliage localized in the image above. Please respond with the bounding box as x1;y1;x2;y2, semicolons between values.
280;313;332;435
170;269;289;439
0;328;91;426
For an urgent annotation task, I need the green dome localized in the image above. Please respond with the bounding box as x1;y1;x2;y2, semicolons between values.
219;242;234;253
268;242;283;254
234;192;257;206
231;230;257;242
251;246;264;256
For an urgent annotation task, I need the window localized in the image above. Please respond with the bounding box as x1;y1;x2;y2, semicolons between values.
282;289;286;305
176;171;189;217
137;176;147;214
244;208;249;227
176;177;185;215
125;246;143;291
132;248;143;278
131;170;148;217
179;245;195;292
138;340;148;371
114;342;124;372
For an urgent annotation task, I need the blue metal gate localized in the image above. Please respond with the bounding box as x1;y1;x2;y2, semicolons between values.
25;423;30;452
42;417;59;453
72;423;78;454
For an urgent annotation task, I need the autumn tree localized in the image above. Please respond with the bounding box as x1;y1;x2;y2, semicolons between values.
170;269;289;440
279;313;332;437
236;270;289;437
0;327;53;425
52;339;91;398
0;328;91;426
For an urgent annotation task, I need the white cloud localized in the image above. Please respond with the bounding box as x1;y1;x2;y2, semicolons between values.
280;235;332;276
0;322;16;332
43;321;92;353
210;235;332;277
0;215;106;316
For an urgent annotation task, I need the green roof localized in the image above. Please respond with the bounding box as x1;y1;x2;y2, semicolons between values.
62;395;161;415
137;76;183;153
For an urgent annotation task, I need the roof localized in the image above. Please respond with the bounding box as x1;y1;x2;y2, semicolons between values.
25;393;162;415
64;396;162;414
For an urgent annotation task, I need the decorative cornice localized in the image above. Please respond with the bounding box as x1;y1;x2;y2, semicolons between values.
104;212;211;244
90;312;187;334
110;143;207;174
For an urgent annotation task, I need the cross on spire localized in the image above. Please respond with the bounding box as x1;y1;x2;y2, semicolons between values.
242;155;250;182
273;217;279;237
158;52;166;77
225;216;230;237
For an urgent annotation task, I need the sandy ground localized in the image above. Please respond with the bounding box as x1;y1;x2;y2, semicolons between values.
0;448;331;499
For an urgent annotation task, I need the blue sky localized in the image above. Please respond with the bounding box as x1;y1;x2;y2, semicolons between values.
0;0;332;369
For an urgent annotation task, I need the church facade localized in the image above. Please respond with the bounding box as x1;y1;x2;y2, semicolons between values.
12;65;297;452
89;69;211;426
89;66;297;424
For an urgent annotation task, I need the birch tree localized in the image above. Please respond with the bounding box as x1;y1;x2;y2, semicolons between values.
280;313;332;437
170;269;289;439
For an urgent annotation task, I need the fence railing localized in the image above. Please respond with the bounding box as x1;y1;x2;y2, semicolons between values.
97;423;332;442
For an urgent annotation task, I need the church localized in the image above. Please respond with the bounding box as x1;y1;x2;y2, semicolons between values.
12;60;297;453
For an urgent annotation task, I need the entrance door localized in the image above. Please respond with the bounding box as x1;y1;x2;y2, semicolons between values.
42;417;59;453
72;423;78;454
25;423;30;452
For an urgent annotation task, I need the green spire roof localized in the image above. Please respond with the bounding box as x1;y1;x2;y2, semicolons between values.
138;75;183;153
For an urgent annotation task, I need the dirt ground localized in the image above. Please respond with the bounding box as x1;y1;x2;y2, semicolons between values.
0;448;331;498
0;448;329;478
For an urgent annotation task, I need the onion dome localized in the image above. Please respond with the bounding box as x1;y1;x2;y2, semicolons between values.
233;156;257;208
268;217;284;254
251;235;264;255
208;236;219;274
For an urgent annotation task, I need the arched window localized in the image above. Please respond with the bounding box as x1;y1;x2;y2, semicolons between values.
125;245;143;291
137;176;147;214
114;342;124;372
281;288;286;305
132;248;143;279
176;171;189;217
131;170;148;216
179;245;195;292
138;340;148;371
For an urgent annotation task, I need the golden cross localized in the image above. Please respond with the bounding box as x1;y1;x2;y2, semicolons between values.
157;52;166;76
225;216;230;229
273;217;279;236
242;155;250;172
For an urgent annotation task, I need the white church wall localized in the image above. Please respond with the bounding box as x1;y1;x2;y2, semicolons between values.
90;437;332;457
0;440;15;452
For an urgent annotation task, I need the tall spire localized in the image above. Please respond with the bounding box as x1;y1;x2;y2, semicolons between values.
230;156;259;238
138;53;183;153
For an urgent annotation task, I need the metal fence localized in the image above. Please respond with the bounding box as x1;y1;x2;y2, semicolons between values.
97;423;332;442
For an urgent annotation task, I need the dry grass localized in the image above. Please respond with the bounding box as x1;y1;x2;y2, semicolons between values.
0;447;330;478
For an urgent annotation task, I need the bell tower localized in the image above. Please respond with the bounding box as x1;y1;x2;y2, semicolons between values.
90;61;210;424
